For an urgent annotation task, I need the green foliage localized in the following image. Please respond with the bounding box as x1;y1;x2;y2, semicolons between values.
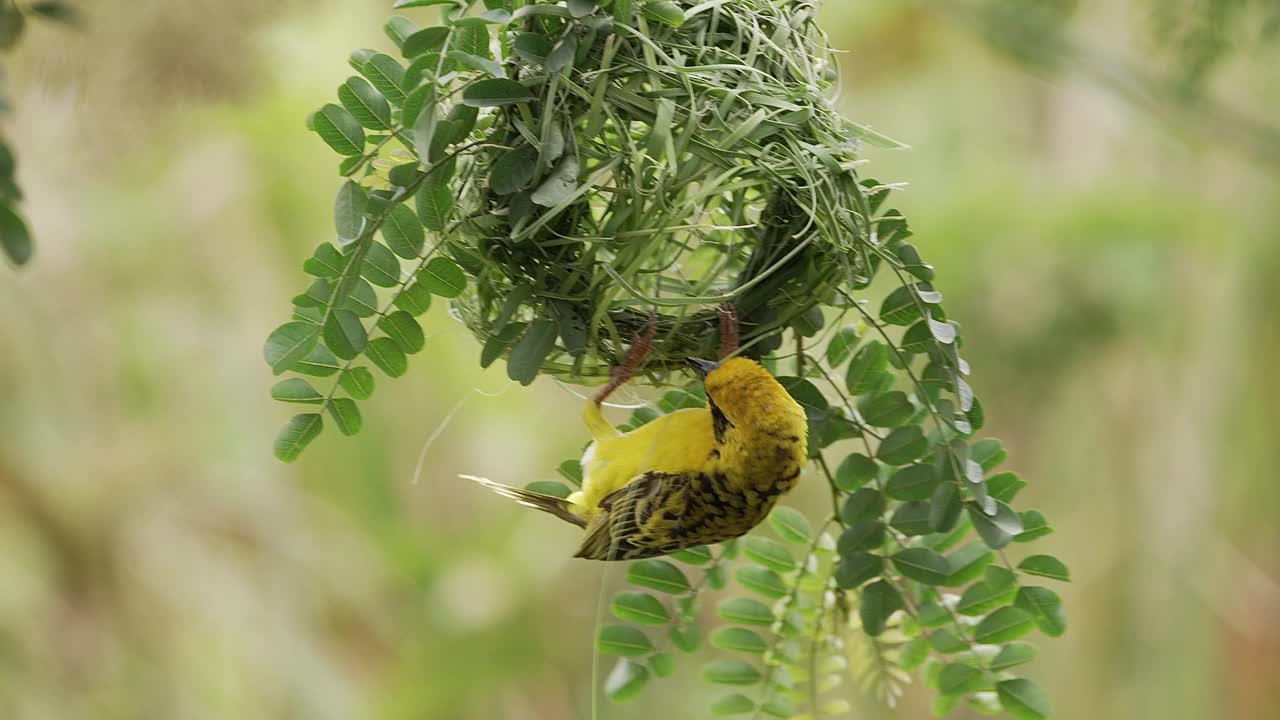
274;1;1066;715
0;1;80;268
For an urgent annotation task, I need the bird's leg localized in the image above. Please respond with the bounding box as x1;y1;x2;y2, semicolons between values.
592;315;658;405
717;302;739;360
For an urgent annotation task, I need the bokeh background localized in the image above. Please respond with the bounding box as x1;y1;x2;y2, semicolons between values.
1;1;1277;718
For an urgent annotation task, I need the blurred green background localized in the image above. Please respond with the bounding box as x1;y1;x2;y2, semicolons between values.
1;1;1277;718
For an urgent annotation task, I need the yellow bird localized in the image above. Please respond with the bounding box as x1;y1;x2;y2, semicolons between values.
467;306;808;561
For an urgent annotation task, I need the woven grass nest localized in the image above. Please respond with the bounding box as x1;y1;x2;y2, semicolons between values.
434;0;905;386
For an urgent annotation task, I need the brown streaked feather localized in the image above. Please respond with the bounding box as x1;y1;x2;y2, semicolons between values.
575;472;685;561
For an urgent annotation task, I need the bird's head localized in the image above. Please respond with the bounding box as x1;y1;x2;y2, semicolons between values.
686;356;807;445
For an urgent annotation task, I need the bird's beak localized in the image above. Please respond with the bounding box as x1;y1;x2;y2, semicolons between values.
686;357;719;378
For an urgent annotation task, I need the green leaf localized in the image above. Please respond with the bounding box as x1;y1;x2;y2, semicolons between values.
394;282;433;316
741;537;795;573
860;391;914;428
761;697;797;718
462;78;534;107
969;504;1014;549
703;660;760;686
845;341;889;395
0;206;31;266
379;311;426;354
711;627;767;654
304;243;348;277
710;693;755;716
506;319;558;385
893;548;950;584
418;256;467;298
293;343;342;377
990;642;1037;672
415;175;453;231
448;49;505;77
1014;511;1053;543
890;501;933;536
915;601;950;628
393;0;464;8
339;77;391;130
604;659;649;703
384;15;418;47
879;285;923;326
838;519;884;555
557;459;583;485
312;104;365;156
264;322;321;375
939;663;982;695
597;625;654;656
531;155;580;207
367;337;409;378
841;488;885;524
333;181;368;246
381;205;425;259
339;367;376;400
877;426;927;465
944;541;994;586
901;636;930;670
957;580;1017;616
996;678;1050;720
826;325;860;367
327;398;363;436
987;565;1018;590
717;597;773;626
30;1;83;26
971;438;1008;472
546;33;578;73
986;471;1025;502
360;53;407;105
361;241;401;287
513;31;553;63
274;414;324;462
611;592;670;625
324;309;367;360
886;463;938;500
489;144;539;195
481;321;525;369
402;26;449;57
974;607;1036;643
735;566;786;599
1018;555;1070;582
767;506;810;544
929;628;968;653
525;480;571;498
835;551;882;588
930;481;963;532
834;453;877;491
649;652;674;678
640;1;685;26
1015;586;1066;637
671;545;711;565
626;559;690;594
859;580;903;636
451;8;511;26
669;624;700;653
271;378;324;404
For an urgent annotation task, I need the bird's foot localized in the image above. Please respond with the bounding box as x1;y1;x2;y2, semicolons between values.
717;302;739;360
592;314;657;405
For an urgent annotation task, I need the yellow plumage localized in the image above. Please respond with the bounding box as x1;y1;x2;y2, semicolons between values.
467;356;809;561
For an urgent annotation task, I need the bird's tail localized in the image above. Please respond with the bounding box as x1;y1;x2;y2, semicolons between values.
461;475;587;528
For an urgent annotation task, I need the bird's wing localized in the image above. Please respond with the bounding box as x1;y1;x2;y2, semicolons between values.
574;470;693;561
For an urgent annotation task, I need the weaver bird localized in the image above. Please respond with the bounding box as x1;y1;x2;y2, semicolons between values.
467;305;808;561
